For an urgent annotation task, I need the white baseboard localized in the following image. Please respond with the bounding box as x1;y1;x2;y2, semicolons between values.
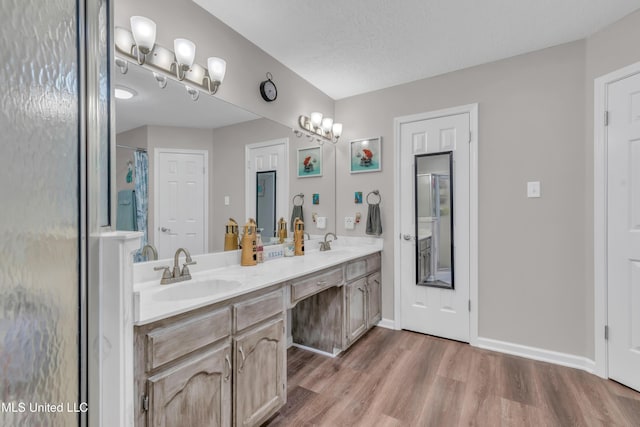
476;337;596;373
376;318;397;330
291;343;338;358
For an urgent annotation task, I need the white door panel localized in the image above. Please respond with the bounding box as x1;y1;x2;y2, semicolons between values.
156;149;207;259
607;71;640;391
400;113;470;342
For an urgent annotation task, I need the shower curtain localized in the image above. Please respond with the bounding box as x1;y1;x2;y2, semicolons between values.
133;150;149;262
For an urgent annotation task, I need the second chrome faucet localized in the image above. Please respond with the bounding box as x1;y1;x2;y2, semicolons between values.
154;247;197;285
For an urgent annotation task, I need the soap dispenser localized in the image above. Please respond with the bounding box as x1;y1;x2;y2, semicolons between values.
293;218;305;256
224;218;239;251
278;217;288;244
241;218;257;266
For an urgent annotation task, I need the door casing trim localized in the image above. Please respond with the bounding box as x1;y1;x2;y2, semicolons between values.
393;103;478;346
593;60;640;378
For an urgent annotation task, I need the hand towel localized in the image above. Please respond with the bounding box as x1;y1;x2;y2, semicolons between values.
116;189;137;231
366;203;382;236
290;205;303;231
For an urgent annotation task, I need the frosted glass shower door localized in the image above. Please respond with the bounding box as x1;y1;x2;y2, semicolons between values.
0;0;83;425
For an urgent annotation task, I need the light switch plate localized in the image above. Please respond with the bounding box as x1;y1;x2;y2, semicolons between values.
224;195;230;205
527;181;541;198
344;216;355;230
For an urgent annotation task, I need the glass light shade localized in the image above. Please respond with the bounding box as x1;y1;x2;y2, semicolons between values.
310;112;323;128
332;123;342;137
174;38;196;67
130;16;156;52
321;117;333;132
207;57;227;83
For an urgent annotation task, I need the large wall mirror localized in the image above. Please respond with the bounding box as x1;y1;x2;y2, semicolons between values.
415;152;454;289
114;59;335;262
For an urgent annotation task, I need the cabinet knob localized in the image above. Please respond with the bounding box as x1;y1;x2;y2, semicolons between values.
238;346;246;373
224;354;231;382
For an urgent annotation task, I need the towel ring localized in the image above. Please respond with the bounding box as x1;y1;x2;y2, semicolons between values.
292;193;304;206
366;190;381;204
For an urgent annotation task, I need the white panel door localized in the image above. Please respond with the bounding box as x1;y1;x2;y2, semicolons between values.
400;113;470;341
607;71;640;392
246;140;287;238
156;149;207;259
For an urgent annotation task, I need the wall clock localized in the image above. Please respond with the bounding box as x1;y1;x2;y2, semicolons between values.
260;72;277;102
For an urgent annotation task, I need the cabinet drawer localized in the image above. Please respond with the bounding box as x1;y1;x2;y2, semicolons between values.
146;307;231;371
366;253;381;274
290;267;343;303
234;289;284;332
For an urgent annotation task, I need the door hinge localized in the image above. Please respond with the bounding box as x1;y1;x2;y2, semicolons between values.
468;132;472;143
604;325;609;340
142;395;149;412
604;111;609;126
468;300;471;312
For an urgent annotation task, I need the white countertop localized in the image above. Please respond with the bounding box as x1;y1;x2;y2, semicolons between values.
133;237;383;325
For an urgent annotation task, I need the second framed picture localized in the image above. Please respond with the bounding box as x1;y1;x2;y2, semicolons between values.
297;146;322;178
350;137;382;173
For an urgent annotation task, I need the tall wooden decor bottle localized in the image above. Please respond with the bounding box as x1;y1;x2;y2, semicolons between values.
278;217;288;244
294;218;304;256
241;218;257;266
224;218;239;251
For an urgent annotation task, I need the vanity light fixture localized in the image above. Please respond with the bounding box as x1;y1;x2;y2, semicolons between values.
114;21;228;100
295;112;343;144
185;85;199;101
130;16;157;65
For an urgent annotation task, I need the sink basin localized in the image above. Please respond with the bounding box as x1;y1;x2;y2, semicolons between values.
152;279;241;302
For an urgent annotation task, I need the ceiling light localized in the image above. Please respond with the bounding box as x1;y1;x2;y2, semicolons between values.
114;87;136;100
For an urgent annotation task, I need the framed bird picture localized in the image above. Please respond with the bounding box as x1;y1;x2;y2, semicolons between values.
350;137;382;173
297;146;322;178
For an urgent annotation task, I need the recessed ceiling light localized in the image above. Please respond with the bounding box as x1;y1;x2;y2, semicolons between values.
115;86;136;100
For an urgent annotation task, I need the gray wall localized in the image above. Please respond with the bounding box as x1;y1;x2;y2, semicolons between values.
336;41;589;357
116;126;148;194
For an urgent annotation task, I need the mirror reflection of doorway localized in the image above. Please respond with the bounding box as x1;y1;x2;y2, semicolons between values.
256;171;277;238
415;152;454;289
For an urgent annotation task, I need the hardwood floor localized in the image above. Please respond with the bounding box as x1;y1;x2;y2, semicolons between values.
263;327;640;426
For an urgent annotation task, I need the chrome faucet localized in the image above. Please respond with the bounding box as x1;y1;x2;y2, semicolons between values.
142;244;158;261
304;232;311;240
153;247;197;285
319;232;337;251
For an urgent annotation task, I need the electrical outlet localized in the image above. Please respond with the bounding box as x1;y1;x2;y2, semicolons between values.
344;216;355;230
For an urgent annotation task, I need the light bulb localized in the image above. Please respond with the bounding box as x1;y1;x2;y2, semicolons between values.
310;112;323;129
207;57;227;83
321;117;333;132
130;16;156;53
332;123;342;138
174;38;196;67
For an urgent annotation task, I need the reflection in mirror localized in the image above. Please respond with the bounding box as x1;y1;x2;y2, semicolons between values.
114;59;335;263
256;171;277;239
415;152;454;289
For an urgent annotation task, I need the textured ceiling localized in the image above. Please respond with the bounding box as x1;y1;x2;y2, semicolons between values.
194;0;640;99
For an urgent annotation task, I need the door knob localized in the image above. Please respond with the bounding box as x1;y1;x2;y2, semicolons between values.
160;227;171;233
403;234;415;241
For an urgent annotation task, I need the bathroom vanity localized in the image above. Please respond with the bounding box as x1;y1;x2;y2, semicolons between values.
131;239;382;427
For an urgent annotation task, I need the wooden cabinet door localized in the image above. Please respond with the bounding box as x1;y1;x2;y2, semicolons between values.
366;272;382;327
234;318;285;427
147;343;232;427
347;278;367;344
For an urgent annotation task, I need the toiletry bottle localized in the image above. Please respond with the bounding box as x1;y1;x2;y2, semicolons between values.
224;218;239;251
241;219;257;266
256;229;264;263
278;217;288;244
294;218;305;256
284;238;295;257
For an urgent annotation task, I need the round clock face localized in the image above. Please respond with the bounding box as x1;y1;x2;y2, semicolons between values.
260;79;277;102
